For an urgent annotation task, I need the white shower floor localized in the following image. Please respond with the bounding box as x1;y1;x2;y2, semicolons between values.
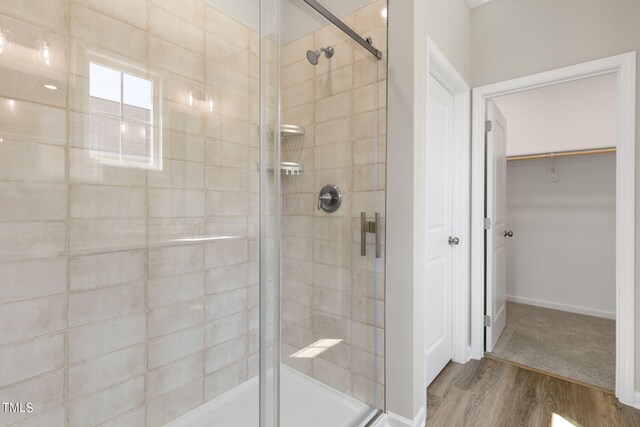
165;366;375;427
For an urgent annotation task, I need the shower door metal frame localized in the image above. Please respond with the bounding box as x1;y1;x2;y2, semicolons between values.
259;0;282;425
302;0;383;59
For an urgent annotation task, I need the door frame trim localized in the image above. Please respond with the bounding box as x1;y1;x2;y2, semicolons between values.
425;38;471;378
470;52;637;406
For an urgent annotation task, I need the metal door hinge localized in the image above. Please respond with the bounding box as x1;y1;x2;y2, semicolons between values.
485;120;492;132
484;315;491;327
483;218;492;230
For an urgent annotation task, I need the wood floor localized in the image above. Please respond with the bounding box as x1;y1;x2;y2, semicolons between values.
426;359;640;427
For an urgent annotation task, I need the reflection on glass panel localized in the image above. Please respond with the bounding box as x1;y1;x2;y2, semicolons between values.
37;40;51;66
89;63;120;109
123;73;152;112
0;29;9;54
88;114;120;155
121;121;152;163
88;61;158;169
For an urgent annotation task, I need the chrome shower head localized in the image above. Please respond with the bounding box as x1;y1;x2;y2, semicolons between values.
306;49;319;65
306;46;334;65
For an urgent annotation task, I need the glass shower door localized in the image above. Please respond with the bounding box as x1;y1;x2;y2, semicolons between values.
0;0;383;425
0;1;268;426
275;0;388;425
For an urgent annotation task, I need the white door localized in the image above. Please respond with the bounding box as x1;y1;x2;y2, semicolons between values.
485;100;508;352
425;74;455;386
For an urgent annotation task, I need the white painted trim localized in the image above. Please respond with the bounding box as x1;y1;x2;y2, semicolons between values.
425;37;472;379
375;407;426;427
471;52;636;406
506;295;616;320
634;391;640;410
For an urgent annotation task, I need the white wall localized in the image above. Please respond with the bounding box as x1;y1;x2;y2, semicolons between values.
470;0;640;392
505;154;616;318
386;0;426;420
426;0;471;82
387;0;470;422
494;74;617;157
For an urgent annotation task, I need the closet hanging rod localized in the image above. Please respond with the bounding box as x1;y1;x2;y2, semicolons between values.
507;147;616;161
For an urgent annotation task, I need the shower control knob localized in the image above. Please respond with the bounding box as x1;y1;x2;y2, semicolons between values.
317;184;342;213
317;193;333;210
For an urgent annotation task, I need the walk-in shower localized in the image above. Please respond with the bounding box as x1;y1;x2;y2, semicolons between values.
306;46;334;65
0;0;387;426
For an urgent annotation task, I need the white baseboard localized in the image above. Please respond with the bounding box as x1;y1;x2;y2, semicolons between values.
633;391;640;410
376;407;426;427
506;295;615;319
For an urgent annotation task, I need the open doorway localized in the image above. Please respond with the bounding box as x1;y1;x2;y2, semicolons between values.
485;74;617;391
470;53;636;406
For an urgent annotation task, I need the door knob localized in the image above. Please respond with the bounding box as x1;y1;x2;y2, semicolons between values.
504;230;513;237
448;236;460;245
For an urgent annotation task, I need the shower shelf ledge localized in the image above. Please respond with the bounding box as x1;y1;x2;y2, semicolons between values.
280;124;306;137
279;162;304;175
256;162;305;175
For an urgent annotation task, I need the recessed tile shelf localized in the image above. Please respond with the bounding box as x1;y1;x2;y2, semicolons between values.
281;124;306;137
255;162;305;175
279;162;304;175
281;125;305;174
261;124;306;175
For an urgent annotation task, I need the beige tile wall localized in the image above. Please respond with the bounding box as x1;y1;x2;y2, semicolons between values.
0;1;260;426
281;0;387;408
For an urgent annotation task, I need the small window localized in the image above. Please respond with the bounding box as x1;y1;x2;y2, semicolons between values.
88;62;159;169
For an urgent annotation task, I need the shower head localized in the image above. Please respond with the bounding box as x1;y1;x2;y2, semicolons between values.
306;46;334;65
306;49;319;65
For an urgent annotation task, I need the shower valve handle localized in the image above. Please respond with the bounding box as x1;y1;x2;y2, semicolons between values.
317;193;333;210
317;185;342;213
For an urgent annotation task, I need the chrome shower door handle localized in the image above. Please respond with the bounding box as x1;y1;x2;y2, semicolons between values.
361;212;381;259
375;212;381;259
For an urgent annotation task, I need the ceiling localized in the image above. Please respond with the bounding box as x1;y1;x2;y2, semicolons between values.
467;0;494;9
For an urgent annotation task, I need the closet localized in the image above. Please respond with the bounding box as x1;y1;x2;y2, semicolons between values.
486;74;617;391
